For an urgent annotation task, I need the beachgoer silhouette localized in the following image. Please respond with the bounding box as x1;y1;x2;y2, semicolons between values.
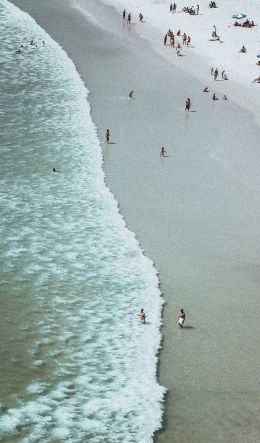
105;129;110;143
178;309;186;327
160;147;166;157
185;98;191;111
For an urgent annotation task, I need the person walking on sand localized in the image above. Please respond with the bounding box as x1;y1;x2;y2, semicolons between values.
221;70;225;79
187;35;191;46
185;98;191;111
127;13;131;24
196;4;199;14
160;147;166;157
182;33;187;45
138;308;146;324
105;129;110;144
164;34;167;45
170;35;175;47
139;13;144;22
123;9;126;19
129;90;134;99
178;309;186;328
176;43;181;55
170;3;173;12
173;3;177;12
214;68;218;80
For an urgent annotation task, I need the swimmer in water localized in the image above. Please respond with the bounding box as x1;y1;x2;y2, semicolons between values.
52;168;58;172
138;308;146;324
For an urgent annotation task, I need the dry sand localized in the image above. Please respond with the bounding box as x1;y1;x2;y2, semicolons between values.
10;0;260;441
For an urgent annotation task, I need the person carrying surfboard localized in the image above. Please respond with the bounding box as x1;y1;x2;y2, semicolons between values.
178;309;185;328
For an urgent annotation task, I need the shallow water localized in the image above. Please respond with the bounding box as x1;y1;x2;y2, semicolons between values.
0;2;164;441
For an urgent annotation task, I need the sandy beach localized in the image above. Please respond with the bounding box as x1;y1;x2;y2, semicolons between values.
10;0;260;441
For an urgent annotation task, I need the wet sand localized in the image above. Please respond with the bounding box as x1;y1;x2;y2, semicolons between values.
11;0;260;441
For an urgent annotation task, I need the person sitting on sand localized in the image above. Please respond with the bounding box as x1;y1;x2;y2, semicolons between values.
239;45;247;53
223;95;227;100
223;73;228;80
178;309;186;328
138;308;146;324
252;76;260;83
160;147;166;157
203;86;209;92
177;29;181;36
176;43;181;56
213;93;219;100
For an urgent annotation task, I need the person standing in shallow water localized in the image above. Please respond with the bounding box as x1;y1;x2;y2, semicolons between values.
138;308;146;324
127;13;131;24
122;9;126;19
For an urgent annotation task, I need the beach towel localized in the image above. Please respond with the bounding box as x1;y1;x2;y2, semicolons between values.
232;13;246;20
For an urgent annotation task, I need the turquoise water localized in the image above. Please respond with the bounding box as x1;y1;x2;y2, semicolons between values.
0;2;164;441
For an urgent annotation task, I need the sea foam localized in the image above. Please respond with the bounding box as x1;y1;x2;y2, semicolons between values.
0;1;165;441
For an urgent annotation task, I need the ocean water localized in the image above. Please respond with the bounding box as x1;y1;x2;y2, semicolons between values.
0;2;165;441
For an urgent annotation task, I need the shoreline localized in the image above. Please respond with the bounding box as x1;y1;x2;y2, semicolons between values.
10;1;260;442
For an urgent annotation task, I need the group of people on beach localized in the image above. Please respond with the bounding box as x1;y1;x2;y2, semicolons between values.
182;4;199;15
234;19;255;28
138;308;186;328
164;28;191;56
123;10;144;24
